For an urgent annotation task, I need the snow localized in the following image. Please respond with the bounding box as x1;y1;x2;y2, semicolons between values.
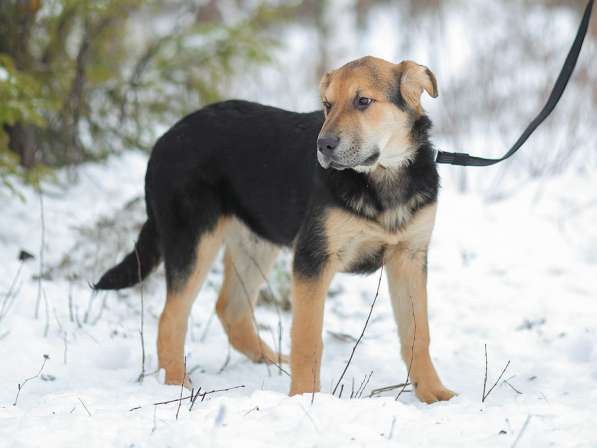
1;149;596;447
1;1;597;445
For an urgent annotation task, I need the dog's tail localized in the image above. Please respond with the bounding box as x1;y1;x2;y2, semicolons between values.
92;219;161;290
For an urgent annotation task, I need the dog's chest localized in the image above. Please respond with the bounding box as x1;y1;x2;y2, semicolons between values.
349;195;415;233
324;208;394;275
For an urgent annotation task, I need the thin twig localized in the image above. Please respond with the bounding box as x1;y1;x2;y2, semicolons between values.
91;292;108;325
151;406;158;433
199;309;216;342
83;290;96;324
175;356;187;420
129;385;245;412
217;345;231;374
0;261;24;325
369;383;410;398
34;189;46;320
482;344;511;403
243;406;259;416
511;415;532;448
53;308;68;364
503;377;523;395
135;248;146;382
189;386;202;412
357;371;373;399
78;397;92;416
311;367;316;405
68;279;75;323
42;289;50;337
13;355;50;406
332;265;384;396
482;344;489;401
387;416;396;440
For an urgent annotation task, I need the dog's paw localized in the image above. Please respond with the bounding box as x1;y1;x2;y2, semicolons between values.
164;370;193;390
414;383;456;404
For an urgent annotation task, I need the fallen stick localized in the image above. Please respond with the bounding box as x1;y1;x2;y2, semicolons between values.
129;385;245;412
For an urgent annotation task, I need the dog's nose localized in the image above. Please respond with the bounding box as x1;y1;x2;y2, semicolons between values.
317;135;340;155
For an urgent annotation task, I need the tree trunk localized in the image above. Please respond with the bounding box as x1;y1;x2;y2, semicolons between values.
1;1;42;169
6;124;37;169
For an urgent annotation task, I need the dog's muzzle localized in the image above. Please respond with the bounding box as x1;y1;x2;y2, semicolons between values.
317;149;380;170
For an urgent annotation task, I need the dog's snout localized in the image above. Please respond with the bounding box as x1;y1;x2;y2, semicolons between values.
317;135;340;155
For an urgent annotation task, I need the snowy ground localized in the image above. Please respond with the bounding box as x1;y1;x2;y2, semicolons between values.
1;151;596;447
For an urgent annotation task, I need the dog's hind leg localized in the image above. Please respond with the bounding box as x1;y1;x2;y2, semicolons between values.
216;221;286;365
158;219;227;386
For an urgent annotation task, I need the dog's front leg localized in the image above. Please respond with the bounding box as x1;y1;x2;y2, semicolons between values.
386;247;455;403
289;263;335;396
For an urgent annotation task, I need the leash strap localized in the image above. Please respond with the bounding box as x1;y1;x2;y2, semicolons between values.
435;0;594;167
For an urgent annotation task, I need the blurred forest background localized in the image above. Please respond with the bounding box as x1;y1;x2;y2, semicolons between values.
1;0;595;195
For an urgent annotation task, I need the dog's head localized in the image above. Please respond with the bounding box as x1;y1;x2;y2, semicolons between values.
317;56;438;171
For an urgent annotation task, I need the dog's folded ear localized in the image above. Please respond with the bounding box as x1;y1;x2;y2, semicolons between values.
319;70;335;98
397;61;438;109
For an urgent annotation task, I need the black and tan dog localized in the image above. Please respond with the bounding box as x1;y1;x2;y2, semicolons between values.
94;56;455;403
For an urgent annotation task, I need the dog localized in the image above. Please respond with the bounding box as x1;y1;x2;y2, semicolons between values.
93;56;455;403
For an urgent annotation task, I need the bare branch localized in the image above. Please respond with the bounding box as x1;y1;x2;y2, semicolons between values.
332;265;384;396
175;356;187;420
503;376;523;395
369;383;411;398
129;385;245;412
78;397;92;417
511;415;532;448
13;354;49;406
34;189;45;320
482;344;511;403
134;247;146;382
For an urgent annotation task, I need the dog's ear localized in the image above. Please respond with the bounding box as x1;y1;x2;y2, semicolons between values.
319;70;335;98
397;61;438;109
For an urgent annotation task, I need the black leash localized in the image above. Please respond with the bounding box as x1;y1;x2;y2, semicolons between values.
435;0;594;167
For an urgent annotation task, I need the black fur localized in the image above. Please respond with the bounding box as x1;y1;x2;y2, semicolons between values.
93;219;161;289
93;99;438;290
345;245;387;275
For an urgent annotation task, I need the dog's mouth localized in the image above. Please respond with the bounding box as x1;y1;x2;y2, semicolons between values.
317;150;380;171
361;152;380;166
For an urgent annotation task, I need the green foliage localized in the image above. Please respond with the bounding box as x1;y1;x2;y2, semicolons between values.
0;0;288;195
0;54;53;193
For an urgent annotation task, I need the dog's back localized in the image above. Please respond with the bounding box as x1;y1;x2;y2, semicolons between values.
148;100;324;245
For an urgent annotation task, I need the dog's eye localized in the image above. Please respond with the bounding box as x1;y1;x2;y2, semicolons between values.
323;101;332;113
357;97;374;109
